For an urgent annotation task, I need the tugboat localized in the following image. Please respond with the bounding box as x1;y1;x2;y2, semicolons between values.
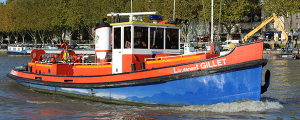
7;12;270;106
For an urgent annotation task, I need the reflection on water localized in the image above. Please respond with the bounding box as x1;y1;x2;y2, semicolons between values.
1;54;300;119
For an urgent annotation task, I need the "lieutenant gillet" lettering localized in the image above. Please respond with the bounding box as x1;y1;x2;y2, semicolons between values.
200;58;226;69
174;58;226;73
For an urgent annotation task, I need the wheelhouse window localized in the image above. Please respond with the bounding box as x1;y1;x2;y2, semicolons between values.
124;27;131;49
150;27;164;49
114;28;121;49
165;28;179;49
134;27;148;49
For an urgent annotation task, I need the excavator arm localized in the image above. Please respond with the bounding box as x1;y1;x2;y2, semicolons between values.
273;13;289;42
243;13;288;42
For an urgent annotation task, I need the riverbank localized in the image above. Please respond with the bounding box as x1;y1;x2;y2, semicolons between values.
263;49;300;59
263;49;300;54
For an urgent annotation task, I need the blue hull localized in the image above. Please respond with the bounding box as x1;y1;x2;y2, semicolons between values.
13;65;262;105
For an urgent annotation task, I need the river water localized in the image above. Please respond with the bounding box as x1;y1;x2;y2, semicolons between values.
0;54;299;119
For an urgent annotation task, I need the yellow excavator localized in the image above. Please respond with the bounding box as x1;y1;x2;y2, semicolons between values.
243;13;288;43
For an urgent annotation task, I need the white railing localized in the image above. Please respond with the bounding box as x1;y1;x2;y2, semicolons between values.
34;61;112;66
145;55;181;62
34;61;53;65
144;52;204;62
74;62;112;66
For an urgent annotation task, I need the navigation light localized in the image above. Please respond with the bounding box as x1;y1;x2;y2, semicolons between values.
149;15;162;20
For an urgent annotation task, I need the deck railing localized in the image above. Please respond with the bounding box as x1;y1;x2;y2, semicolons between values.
144;52;207;62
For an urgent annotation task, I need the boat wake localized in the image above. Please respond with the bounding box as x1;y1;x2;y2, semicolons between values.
177;99;283;113
26;100;60;104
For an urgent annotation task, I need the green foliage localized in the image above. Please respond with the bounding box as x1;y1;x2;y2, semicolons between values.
0;0;294;42
262;0;300;17
262;0;300;40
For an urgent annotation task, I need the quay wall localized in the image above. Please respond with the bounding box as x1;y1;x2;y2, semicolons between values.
0;49;7;54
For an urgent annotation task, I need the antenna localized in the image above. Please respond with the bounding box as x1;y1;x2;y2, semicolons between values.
107;12;159;22
173;0;175;20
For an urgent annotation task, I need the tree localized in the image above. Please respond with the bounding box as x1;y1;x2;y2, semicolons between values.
152;0;174;21
15;0;30;44
50;0;69;44
219;0;259;40
195;0;259;40
2;1;16;45
26;0;41;46
7;0;20;44
64;0;92;45
82;0;100;40
34;0;54;45
0;0;262;45
176;0;202;43
0;3;5;45
262;0;300;41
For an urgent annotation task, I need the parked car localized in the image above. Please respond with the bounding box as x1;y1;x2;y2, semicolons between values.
222;40;240;50
78;45;90;49
263;43;270;49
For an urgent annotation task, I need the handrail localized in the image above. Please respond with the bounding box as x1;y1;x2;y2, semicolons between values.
33;61;112;66
144;55;182;62
34;61;53;65
74;62;112;66
144;52;204;62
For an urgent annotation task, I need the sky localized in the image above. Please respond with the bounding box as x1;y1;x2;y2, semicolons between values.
0;0;5;4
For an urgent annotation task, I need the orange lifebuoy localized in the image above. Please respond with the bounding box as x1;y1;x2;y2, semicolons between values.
61;43;68;50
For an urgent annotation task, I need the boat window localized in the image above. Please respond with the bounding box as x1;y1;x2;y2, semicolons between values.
150;27;164;49
165;28;179;49
124;27;131;49
134;27;148;49
114;28;121;49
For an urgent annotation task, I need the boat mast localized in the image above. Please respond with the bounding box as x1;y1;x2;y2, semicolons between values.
211;0;213;43
210;0;214;54
173;0;175;20
131;0;133;21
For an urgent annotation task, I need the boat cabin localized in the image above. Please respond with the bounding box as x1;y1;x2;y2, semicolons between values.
26;12;219;77
110;22;180;73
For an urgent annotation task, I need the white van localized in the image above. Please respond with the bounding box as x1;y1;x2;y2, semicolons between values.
222;40;240;50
